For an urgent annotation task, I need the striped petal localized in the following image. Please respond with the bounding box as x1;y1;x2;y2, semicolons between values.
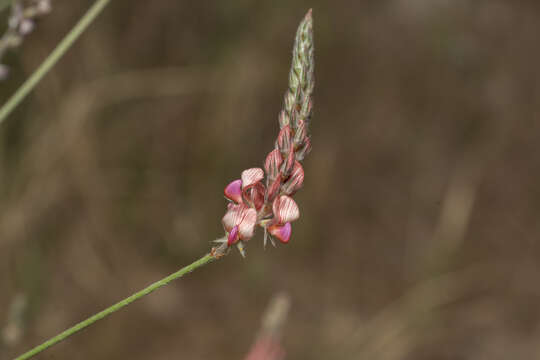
241;168;264;189
272;195;299;224
238;207;257;240
222;204;244;232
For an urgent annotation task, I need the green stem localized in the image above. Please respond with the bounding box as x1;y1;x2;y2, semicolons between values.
14;253;217;360
0;0;111;125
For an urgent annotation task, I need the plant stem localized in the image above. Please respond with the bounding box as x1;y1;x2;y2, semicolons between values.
0;0;111;125
14;253;217;360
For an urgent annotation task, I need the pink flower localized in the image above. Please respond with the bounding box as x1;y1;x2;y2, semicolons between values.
267;195;299;244
224;168;265;210
222;168;265;245
222;204;257;245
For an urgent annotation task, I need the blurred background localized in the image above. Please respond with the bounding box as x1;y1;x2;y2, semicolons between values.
1;0;540;359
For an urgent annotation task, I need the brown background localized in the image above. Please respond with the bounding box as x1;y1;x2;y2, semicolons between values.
1;0;540;359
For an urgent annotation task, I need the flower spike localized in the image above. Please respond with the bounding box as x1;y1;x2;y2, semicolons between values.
212;10;313;257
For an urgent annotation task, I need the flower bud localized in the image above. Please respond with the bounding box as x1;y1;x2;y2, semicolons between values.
300;97;313;121
278;110;290;128
264;149;283;181
293;119;307;146
280;148;295;178
266;175;282;202
276;125;292;155
295;137;311;161
281;161;304;195
284;91;296;115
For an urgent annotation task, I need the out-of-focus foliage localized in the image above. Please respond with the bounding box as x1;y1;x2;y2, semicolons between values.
1;1;540;359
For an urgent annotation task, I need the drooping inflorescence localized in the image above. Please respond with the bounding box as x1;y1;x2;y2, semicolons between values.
213;10;314;258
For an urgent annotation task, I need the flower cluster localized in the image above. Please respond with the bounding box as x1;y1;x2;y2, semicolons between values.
213;10;314;257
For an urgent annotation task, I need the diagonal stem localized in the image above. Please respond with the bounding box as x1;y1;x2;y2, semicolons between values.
0;0;111;125
14;253;217;360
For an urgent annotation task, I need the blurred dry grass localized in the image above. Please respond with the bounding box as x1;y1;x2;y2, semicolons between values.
1;0;540;359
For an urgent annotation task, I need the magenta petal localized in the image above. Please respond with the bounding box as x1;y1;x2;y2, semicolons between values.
224;179;243;204
228;225;240;245
269;222;292;243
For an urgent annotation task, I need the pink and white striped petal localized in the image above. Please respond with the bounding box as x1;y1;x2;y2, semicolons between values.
241;168;264;189
222;204;257;241
222;204;243;232
272;195;300;224
238;207;257;240
224;179;243;204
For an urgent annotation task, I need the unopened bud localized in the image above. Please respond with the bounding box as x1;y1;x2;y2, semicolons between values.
278;110;290;128
266;175;282;202
280;148;295;177
282;161;304;195
284;91;296;115
300;97;313;122
276;125;292;155
264;149;282;181
295;138;311;161
293;119;307;146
